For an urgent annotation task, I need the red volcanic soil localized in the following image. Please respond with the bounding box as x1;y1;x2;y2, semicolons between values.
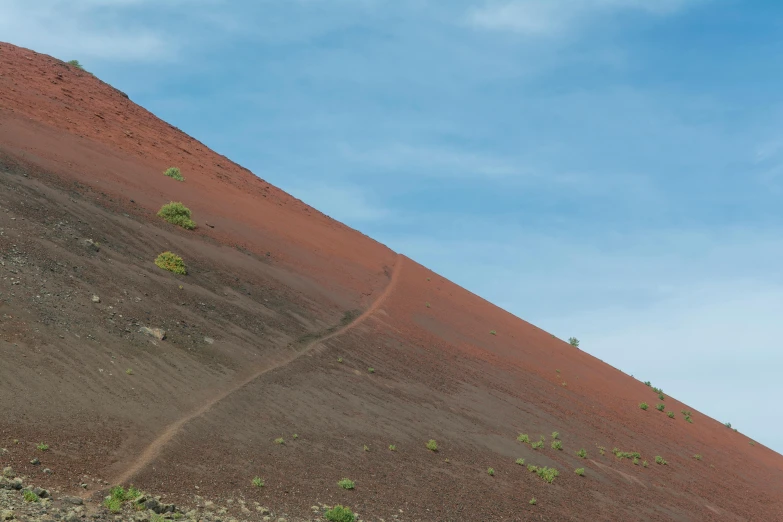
1;42;782;521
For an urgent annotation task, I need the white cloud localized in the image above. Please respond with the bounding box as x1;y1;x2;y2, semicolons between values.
467;0;700;35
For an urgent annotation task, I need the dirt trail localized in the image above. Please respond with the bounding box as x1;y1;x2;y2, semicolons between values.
107;255;403;489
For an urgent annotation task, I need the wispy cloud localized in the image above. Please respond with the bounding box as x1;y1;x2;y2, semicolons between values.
467;0;701;35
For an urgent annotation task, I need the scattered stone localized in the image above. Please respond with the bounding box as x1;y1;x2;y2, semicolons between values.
139;327;166;341
80;483;88;489
1;468;12;479
203;337;214;344
32;487;49;498
63;496;83;505
29;458;40;465
43;468;52;475
1;509;14;520
91;295;100;303
83;239;100;253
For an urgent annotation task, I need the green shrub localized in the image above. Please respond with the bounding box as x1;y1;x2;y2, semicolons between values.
598;446;606;455
575;467;585;476
644;381;651;386
368;367;375;373
724;422;732;428
531;440;543;450
515;458;525;465
667;411;675;418
489;330;497;335
527;464;537;472
693;454;702;460
655;456;667;465
67;59;84;70
154;251;187;275
639;402;649;410
551;440;562;450
632;457;639;465
576;448;587;458
157;202;196;230
487;467;495;476
642;460;649;467
426;439;438;451
104;497;123;513
37;442;49;451
517;434;530;444
389;445;396;451
652;387;663;394
23;490;39;503
337;478;355;490
551;431;559;439
274;437;285;445
749;441;756;446
163;167;184;181
363;445;369;452
529;497;537;505
337;357;343;363
252;476;264;487
656;403;665;412
658;393;665;401
568;337;580;348
536;466;559;483
325;505;356;522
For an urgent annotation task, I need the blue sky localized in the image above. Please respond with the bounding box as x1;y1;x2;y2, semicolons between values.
3;0;782;452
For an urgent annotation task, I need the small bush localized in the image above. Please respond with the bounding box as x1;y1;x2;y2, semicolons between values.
576;448;587;458
652;387;663;394
274;437;285;445
164;167;184;181
368;367;375;373
529;497;537;505
642;460;649;467
656;403;665;411
126;368;133;375
37;442;49;451
67;59;84;69
338;478;355;490
655;456;667;465
426;439;438;451
388;444;396;451
749;441;756;446
104;497;122;513
154;251;187;275
23;490;39;503
487;467;495;476
724;422;732;429
252;476;264;487
568;337;580;348
517;434;530;444
632;457;639;465
685;415;693;424
693;454;702;460
639;402;649;410
667;411;675;418
531;440;543;450
363;445;369;452
551;431;559;439
337;357;343;363
527;464;537;472
293;434;299;440
575;467;585;476
644;381;651;386
658;393;665;401
325;505;356;522
489;330;497;335
515;458;525;465
425;302;430;308
551;440;563;450
536;466;559;483
157;202;196;230
598;446;606;455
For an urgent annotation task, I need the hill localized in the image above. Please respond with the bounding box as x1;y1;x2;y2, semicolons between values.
1;42;781;521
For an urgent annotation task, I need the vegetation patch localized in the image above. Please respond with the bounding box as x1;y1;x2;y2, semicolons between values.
575;467;585;476
487;467;495;476
426;439;438;451
338;478;355;490
489;330;497;335
551;440;563;450
531;440;544;450
252;477;264;487
325;505;356;522
36;443;49;451
23;490;40;503
577;448;587;458
274;437;285;445
655;456;667;465
157;202;196;230
656;403;665;411
515;458;525;465
163;167;184;181
67;59;84;70
529;497;537;505
154;252;187;275
389;445;397;451
536;466;559;484
517;434;530;444
639;402;649;410
667;411;675;418
551;431;559;439
568;337;580;348
693;454;702;460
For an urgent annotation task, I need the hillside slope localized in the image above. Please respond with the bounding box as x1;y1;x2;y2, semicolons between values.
1;42;781;521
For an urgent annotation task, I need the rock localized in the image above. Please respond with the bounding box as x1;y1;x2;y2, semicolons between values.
43;468;52;474
139;327;166;341
32;487;50;498
10;479;22;490
1;467;13;478
143;498;161;513
204;337;214;344
30;458;40;465
1;510;14;520
0;478;10;490
80;483;88;489
91;295;100;303
64;512;80;522
83;239;100;253
63;496;83;505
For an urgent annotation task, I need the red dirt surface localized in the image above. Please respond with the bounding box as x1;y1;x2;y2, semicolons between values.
1;42;782;521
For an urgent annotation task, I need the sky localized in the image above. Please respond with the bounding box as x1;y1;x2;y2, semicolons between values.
2;0;782;452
